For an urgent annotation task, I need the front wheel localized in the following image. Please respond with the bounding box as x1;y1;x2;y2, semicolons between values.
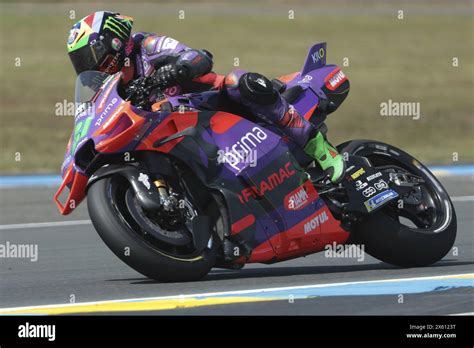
87;175;218;282
339;140;457;267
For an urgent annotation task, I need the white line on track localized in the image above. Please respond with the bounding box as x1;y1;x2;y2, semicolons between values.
451;195;474;202
0;196;472;231
450;312;474;316
0;273;472;313
0;220;91;230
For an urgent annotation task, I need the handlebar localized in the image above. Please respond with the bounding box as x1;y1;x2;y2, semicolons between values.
124;76;163;109
125;65;189;109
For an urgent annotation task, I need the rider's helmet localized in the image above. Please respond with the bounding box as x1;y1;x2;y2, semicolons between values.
67;11;134;75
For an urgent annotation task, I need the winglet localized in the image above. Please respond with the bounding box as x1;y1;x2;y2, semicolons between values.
301;42;327;75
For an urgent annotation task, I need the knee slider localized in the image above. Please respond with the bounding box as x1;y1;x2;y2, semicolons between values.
239;73;278;105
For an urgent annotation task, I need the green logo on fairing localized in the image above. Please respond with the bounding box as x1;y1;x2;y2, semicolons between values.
71;117;93;153
102;17;132;39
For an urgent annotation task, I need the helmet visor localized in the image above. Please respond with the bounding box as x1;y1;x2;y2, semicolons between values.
68;40;109;74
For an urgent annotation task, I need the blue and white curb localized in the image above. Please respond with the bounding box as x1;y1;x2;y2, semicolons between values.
429;165;474;177
0;175;61;188
0;273;472;315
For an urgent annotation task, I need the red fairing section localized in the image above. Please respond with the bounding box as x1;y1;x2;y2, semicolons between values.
137;111;198;153
210;111;242;134
231;214;256;235
249;199;349;263
193;72;225;89
54;165;89;215
94;102;147;154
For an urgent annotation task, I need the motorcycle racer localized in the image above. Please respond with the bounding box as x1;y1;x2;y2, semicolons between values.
66;11;345;183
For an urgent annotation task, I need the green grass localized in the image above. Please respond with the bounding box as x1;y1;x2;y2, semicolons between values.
0;1;473;173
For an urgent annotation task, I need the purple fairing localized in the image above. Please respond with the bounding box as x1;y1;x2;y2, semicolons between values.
285;65;341;118
204;110;314;234
211;117;282;175
63;73;157;177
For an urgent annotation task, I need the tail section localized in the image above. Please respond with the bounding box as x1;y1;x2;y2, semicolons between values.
301;42;327;75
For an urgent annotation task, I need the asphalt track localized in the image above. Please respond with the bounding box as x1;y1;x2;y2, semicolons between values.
0;174;472;315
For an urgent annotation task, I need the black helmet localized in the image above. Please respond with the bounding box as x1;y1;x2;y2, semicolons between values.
67;11;133;74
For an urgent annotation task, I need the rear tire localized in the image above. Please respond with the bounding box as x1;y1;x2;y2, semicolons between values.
339;140;457;267
87;176;218;282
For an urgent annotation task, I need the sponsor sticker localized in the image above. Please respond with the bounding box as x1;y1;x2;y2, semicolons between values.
303;210;329;234
311;47;325;64
284;181;317;211
366;171;382;181
351;168;365;179
297;75;313;84
327;70;346;90
161;37;179;50
255;78;267;87
96;74;119;112
111;38;122;51
220;127;268;172
238;162;296;203
362;186;376;198
287;187;308;210
67;28;80;45
95;98;118;126
355;180;368;191
374;179;389;191
138;173;151;190
364;189;398;212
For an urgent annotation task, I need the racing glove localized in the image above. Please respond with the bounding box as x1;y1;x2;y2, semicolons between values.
152;49;213;88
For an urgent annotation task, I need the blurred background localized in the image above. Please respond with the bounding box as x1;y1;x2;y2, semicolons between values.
0;0;473;174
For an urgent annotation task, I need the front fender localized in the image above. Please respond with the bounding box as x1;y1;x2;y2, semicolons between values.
87;164;162;211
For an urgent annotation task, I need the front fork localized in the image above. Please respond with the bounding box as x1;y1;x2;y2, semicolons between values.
153;177;179;211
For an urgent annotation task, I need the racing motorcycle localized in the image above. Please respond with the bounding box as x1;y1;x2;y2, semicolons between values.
55;42;456;282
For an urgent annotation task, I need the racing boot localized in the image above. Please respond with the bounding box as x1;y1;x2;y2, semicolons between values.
303;130;345;183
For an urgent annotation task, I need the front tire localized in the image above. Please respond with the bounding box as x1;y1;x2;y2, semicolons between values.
87;176;218;282
339;140;457;267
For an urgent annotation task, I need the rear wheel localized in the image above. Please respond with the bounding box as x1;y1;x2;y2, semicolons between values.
339;140;457;267
87;175;219;282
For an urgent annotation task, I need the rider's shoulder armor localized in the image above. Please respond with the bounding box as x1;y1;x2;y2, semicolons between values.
132;32;189;77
